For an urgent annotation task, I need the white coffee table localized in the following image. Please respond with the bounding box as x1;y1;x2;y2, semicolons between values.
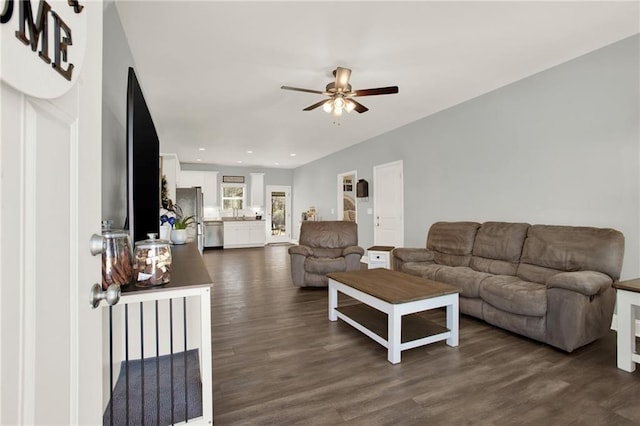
328;268;459;364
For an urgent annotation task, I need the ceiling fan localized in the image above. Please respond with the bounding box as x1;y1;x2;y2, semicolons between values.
281;67;399;116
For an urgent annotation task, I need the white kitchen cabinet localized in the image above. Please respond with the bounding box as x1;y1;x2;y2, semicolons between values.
178;170;204;189
250;173;264;208
161;154;180;204
249;221;266;245
179;170;218;214
201;171;218;212
223;220;266;249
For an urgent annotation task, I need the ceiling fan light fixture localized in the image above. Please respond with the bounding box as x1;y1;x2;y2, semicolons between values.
345;100;356;113
282;66;398;115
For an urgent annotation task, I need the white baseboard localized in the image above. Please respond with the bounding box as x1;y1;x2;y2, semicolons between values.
610;314;640;337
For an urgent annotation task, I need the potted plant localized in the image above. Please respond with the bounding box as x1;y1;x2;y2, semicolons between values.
169;205;195;245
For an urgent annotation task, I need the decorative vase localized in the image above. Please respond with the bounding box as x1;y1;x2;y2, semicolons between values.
171;229;187;245
159;224;172;241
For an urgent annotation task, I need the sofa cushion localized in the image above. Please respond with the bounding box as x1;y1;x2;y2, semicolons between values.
303;272;331;287
460;296;484;319
516;263;562;286
518;224;624;282
305;257;346;274
480;275;547;317
483;303;546;343
434;266;492;298
299;221;358;248
470;222;529;275
401;262;442;279
311;248;343;259
427;222;480;267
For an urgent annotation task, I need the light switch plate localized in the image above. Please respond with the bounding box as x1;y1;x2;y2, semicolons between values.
367;208;373;214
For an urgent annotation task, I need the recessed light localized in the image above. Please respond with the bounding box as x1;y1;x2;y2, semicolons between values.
247;150;253;154
196;159;202;162
274;162;280;166
290;153;296;157
198;148;206;151
237;160;243;164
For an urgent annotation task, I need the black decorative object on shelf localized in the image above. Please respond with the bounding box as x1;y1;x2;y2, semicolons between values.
356;179;369;198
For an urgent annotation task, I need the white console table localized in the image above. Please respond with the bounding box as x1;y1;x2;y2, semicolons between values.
367;245;394;269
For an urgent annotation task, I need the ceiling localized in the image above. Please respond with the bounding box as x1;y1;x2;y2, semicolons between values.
115;1;639;169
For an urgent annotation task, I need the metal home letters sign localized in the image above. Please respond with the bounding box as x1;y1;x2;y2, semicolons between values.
1;0;87;99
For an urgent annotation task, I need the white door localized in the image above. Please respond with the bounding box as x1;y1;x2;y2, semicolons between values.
266;185;292;243
374;160;404;247
0;3;104;424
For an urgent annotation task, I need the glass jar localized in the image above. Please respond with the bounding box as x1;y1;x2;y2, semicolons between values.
133;233;172;287
101;227;134;290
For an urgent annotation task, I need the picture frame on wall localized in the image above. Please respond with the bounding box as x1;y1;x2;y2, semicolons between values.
223;175;245;183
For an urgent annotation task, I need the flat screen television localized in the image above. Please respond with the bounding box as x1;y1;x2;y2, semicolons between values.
126;67;160;243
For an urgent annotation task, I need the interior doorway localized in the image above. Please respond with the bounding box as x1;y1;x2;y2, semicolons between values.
266;185;292;243
337;170;357;222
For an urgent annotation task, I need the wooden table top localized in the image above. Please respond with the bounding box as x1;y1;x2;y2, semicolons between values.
614;278;640;293
327;268;459;304
122;242;212;295
367;245;395;252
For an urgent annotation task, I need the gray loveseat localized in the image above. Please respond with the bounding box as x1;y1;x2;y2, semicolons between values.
392;221;624;352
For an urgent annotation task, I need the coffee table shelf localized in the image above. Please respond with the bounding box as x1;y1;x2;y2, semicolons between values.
336;303;450;344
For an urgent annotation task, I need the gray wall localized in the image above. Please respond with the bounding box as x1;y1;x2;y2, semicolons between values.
293;35;640;279
101;1;136;227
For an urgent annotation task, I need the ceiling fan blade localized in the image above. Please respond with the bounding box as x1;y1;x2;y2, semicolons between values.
350;86;399;97
334;67;352;90
281;85;326;95
303;99;330;111
349;99;369;113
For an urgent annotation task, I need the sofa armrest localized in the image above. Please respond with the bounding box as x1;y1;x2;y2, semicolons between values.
288;245;313;257
343;246;365;257
343;246;365;271
392;248;434;263
546;271;613;296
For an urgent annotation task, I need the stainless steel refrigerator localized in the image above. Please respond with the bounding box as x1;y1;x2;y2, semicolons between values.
175;187;204;253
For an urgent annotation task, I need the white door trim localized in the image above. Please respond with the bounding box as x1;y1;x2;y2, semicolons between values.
337;170;357;222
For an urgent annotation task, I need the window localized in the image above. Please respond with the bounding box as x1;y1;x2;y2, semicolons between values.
221;183;246;210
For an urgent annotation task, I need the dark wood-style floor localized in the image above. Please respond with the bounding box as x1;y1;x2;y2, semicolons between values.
202;245;640;425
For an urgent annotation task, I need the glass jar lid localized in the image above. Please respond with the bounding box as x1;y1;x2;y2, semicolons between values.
135;233;171;249
103;229;131;239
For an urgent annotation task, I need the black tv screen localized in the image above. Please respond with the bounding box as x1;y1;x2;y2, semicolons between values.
126;67;160;243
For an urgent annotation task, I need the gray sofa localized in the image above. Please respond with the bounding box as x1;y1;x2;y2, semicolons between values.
289;221;364;287
392;221;624;352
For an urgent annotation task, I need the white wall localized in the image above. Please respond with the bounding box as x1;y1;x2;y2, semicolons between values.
102;1;137;227
293;35;640;279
